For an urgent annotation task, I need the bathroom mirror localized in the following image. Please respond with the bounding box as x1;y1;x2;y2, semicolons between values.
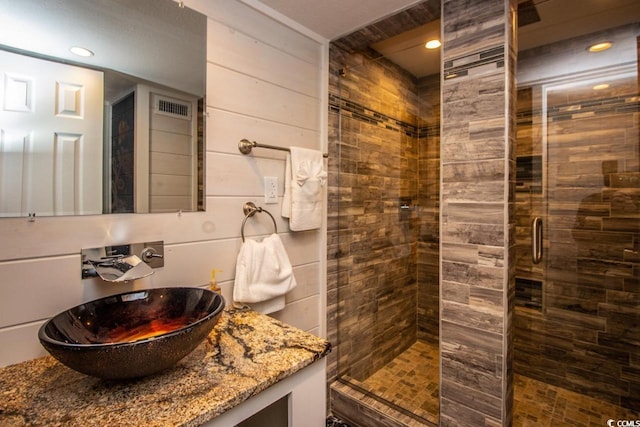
0;0;206;217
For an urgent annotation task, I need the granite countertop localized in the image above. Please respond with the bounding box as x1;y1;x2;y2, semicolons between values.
0;307;331;427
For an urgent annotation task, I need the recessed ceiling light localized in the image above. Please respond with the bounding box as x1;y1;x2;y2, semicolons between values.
587;41;612;53
69;46;94;57
593;83;609;90
425;39;441;49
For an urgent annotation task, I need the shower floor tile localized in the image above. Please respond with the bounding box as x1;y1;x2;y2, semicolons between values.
514;375;640;426
357;340;439;424
344;340;640;426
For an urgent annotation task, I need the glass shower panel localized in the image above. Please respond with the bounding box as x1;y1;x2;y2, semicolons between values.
546;70;638;404
516;23;640;412
330;35;441;426
334;59;421;382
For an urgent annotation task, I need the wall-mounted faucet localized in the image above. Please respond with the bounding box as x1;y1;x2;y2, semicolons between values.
82;241;164;283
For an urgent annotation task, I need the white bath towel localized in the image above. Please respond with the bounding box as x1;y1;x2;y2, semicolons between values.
233;233;297;315
281;147;327;231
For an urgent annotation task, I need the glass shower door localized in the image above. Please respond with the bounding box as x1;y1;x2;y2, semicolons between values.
516;41;640;413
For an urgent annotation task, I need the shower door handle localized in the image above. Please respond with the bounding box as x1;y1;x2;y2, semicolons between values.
531;217;543;264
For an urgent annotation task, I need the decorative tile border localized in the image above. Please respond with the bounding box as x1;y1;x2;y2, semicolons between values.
329;93;440;138
443;45;504;80
547;95;640;121
329;93;417;136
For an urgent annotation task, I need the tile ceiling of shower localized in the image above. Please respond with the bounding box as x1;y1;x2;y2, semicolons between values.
372;0;640;78
263;0;640;79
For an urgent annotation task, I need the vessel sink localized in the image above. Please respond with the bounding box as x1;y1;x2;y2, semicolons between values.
38;287;225;380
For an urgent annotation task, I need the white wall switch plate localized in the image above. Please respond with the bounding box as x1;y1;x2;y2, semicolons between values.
264;176;278;204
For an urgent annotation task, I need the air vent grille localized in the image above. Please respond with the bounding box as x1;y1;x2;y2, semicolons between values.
518;0;541;28
154;96;191;120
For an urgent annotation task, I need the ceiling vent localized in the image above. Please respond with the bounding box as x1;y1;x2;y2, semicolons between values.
153;95;191;120
518;0;541;28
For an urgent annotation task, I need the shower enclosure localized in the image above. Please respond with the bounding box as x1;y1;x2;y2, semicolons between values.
328;0;640;426
327;3;442;425
514;12;640;419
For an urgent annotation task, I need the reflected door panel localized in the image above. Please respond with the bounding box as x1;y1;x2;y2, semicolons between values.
0;49;103;216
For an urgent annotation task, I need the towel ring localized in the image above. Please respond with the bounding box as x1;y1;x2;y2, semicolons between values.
241;202;278;242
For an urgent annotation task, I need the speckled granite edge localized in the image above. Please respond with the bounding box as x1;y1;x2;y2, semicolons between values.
0;307;331;427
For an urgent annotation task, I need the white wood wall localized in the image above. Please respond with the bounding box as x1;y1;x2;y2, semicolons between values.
0;0;328;367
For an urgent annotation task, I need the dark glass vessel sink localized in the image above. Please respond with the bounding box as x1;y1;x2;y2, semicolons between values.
38;287;225;380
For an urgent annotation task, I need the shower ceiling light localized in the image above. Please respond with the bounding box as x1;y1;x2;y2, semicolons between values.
425;39;441;49
69;46;94;57
587;41;612;53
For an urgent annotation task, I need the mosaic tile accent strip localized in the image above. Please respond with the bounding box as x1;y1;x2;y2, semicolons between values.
547;95;640;121
443;45;505;80
329;93;418;137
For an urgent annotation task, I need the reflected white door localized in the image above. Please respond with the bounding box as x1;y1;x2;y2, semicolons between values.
0;49;103;216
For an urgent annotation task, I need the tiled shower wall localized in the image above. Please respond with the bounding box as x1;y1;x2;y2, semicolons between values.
515;25;640;410
439;0;516;425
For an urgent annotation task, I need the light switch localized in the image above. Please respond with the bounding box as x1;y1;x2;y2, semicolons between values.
264;176;278;204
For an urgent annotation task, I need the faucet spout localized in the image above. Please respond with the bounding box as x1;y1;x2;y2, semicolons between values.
83;254;155;283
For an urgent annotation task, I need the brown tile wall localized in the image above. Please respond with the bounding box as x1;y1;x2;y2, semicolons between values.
440;0;516;425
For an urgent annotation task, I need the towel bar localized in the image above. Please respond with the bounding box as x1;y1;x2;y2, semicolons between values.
241;202;278;242
238;139;328;158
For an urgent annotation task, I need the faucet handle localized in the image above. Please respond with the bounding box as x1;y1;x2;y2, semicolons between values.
141;247;164;263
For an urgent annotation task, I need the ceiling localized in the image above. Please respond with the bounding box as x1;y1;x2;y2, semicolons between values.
0;0;206;98
260;0;640;78
259;0;423;40
2;0;638;86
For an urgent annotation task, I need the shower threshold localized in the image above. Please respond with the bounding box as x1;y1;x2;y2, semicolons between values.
331;340;439;427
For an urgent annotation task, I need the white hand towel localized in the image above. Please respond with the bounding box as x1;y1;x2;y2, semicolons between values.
281;147;326;231
233;233;297;315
